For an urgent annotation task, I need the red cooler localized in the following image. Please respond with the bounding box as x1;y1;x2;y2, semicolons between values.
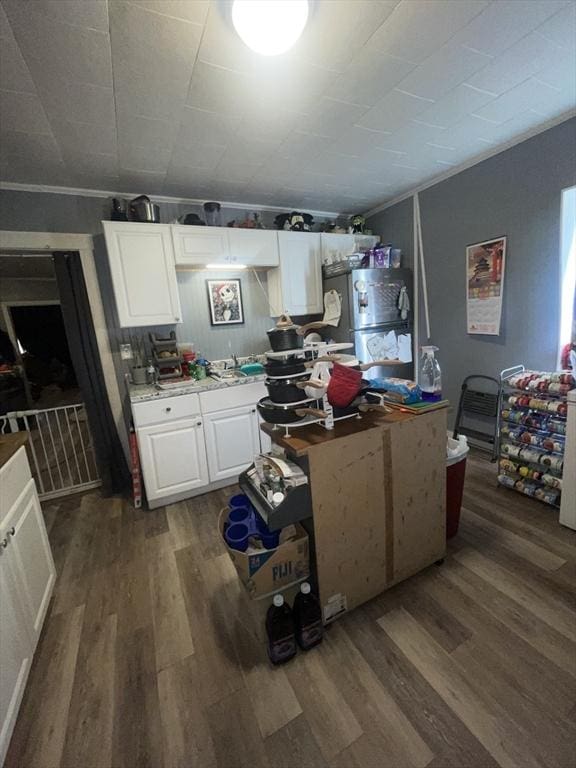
446;434;469;539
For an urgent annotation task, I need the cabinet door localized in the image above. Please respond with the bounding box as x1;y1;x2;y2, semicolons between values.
204;405;260;482
276;232;323;315
4;479;56;644
227;229;279;267
103;222;182;327
137;418;209;501
320;233;356;265
0;554;33;766
172;225;230;266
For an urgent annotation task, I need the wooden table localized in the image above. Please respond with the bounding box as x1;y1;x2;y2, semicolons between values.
262;407;447;622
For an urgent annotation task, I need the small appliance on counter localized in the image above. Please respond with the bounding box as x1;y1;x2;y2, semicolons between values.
129;194;160;223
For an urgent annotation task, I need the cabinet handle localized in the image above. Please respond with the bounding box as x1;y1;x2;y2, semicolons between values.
165;407;172;412
196;420;202;427
251;409;256;413
0;538;7;549
8;527;15;537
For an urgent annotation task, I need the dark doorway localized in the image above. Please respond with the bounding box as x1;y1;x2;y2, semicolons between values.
9;304;81;407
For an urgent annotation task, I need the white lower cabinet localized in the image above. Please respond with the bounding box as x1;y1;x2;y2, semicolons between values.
137;417;209;503
1;447;56;765
204;405;260;482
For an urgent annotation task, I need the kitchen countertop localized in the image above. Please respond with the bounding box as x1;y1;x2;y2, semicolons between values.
129;373;266;403
0;431;29;470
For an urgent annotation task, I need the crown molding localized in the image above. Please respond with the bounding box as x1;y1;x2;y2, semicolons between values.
0;181;347;219
364;110;576;218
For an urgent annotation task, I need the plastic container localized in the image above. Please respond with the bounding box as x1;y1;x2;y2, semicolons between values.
446;432;469;538
203;201;222;227
229;494;252;511
224;522;250;552
421;346;442;401
227;506;252;526
266;594;297;665
293;582;323;650
255;513;280;549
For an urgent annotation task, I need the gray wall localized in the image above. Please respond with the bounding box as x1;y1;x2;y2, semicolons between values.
367;117;576;423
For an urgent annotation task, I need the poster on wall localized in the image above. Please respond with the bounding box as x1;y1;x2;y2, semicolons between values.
466;237;506;335
206;279;244;325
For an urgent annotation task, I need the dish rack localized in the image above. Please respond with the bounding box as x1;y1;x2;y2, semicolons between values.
498;365;573;509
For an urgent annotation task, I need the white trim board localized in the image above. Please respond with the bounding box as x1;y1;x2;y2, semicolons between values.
0;182;348;219
364;109;576;218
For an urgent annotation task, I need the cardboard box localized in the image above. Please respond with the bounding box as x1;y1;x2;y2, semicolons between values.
218;509;309;599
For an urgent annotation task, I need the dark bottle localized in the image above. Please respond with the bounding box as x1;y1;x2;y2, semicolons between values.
293;582;323;650
266;594;297;665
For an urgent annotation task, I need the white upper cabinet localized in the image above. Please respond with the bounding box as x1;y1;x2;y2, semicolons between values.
268;231;323;316
103;222;182;327
227;228;279;267
172;225;230;266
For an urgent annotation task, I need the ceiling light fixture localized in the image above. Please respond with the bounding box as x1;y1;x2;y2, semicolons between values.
205;263;248;269
231;0;309;56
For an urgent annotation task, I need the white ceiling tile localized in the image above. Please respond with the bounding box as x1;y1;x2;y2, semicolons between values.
164;166;216;188
279;130;335;163
52;119;117;156
219;136;280;166
297;97;370;138
185;61;248;116
115;70;189;121
3;0;112;87
326;50;417;108
213;160;260;184
169;142;227;171
414;83;497;128
0;4;36;92
197;2;265;73
295;0;400;73
117;170;166;194
243;60;338;116
117;112;178;150
473;77;562;125
527;2;576;50
177;106;239;147
0;129;63;168
19;0;110;31
450;0;569;57
109;1;202;80
66;171;119;189
119;145;172;174
465;30;566;96
233;109;301;144
129;0;209;25
394;42;493;101
357;89;435;132
367;0;489;63
62;150;118;176
42;81;115;126
0;89;52;134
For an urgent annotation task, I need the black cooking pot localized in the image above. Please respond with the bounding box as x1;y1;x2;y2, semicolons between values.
265;360;307;377
257;397;326;425
267;323;302;352
265;375;311;404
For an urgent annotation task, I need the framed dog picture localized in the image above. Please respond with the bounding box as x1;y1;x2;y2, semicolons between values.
206;279;244;325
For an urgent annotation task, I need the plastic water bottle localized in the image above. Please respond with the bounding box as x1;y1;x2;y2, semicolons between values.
293;582;323;650
421;346;442;401
265;594;297;665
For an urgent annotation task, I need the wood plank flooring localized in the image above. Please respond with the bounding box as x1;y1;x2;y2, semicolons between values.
5;452;576;768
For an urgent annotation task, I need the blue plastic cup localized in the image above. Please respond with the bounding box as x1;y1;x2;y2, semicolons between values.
229;493;251;511
228;506;251;526
224;522;250;552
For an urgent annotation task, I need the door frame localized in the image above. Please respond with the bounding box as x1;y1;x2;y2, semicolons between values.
1;299;61;408
0;231;128;459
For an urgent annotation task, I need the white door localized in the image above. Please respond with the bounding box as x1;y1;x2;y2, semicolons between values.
0;551;33;766
172;225;230;266
276;231;323;315
227;229;279;267
4;480;56;643
320;233;356;266
204;405;260;483
103;222;182;327
137;418;209;502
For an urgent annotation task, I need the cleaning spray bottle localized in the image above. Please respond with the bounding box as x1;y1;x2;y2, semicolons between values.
420;346;442;401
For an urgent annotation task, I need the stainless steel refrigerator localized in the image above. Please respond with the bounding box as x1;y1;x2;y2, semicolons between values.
322;267;414;380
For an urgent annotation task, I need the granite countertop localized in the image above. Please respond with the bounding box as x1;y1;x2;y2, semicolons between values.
129;373;267;403
0;431;29;470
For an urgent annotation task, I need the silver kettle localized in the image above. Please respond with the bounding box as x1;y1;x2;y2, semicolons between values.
129;195;160;223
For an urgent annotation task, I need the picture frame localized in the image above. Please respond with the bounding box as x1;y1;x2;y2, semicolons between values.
466;237;506;335
206;278;244;326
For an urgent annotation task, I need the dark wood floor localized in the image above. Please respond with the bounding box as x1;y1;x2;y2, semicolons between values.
6;452;576;768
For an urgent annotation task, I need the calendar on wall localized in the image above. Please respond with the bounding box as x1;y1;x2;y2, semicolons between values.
466;237;506;335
